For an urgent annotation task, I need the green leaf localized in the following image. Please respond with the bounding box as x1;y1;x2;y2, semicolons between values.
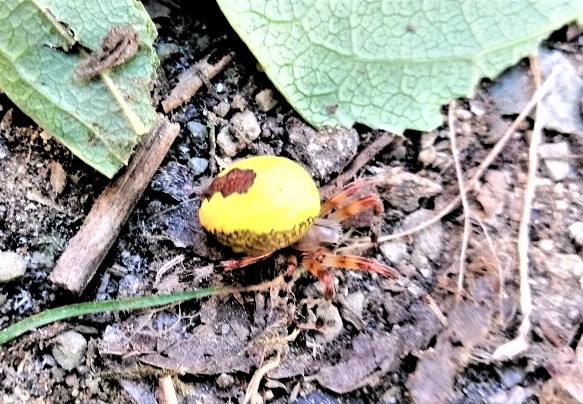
217;0;583;133
0;0;158;177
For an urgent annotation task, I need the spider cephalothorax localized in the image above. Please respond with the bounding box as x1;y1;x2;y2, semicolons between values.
199;155;398;299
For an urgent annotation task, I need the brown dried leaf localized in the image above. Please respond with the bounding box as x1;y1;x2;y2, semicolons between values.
542;339;583;403
408;278;495;404
49;161;67;195
316;304;439;394
140;298;258;375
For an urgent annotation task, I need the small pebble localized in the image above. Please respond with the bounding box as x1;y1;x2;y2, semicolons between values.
231;94;247;111
538;142;571;181
539;239;554;252
499;366;526;388
420;131;438;149
65;374;80;389
379;240;408;264
405;209;443;262
315;302;343;343
155;42;180;62
214;100;230;118
230;110;261;144
39;130;53;141
255;89;278;111
52;331;87;371
187;157;208;176
454;108;473;120
216;126;238;157
567;308;581;322
343;292;365;318
418;147;437;167
186;121;208;143
0;251;26;282
216;373;234;388
117;274;143;298
568;221;583;247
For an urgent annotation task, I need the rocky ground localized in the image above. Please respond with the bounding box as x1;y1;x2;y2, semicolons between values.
1;2;583;403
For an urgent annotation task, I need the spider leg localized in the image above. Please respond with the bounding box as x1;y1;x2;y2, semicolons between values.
320;254;399;279
320;253;448;325
219;251;274;271
326;194;383;222
320;180;383;242
320;178;376;216
301;254;335;300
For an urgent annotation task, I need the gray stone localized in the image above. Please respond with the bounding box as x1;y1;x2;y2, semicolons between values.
216;126;238;157
187;157;209;176
379;240;408;264
314;302;343;343
255;89;278;111
186;121;208;144
213;100;230;118
390;209;444;277
0;251;26;282
230;110;261;144
569;221;583;247
539;142;571;181
52;331;87;371
287;120;359;181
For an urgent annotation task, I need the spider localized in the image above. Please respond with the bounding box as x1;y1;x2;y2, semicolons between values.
198;155;399;300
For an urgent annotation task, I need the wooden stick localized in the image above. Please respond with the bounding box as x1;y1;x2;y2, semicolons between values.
161;52;235;113
49;117;180;293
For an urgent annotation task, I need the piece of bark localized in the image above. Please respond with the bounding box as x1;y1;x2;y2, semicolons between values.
49;117;180;293
162;52;235;113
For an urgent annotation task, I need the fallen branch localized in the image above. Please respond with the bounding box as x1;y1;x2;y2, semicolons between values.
49;117;180;293
162;52;235;113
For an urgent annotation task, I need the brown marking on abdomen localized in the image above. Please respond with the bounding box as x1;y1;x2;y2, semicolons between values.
203;168;256;200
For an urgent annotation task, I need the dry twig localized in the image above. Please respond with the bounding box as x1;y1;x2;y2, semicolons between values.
162;52;235;112
244;351;281;404
447;101;472;301
49;118;180;293
158;375;179;404
493;57;551;360
350;67;559;250
154;254;186;285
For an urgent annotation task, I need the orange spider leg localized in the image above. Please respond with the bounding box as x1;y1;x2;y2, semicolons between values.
326;193;384;242
219;251;274;271
326;194;383;222
319;178;376;216
320;253;399;280
301;254;335;300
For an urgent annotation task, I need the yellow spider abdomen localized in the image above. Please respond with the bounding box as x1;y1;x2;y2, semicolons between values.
199;156;321;255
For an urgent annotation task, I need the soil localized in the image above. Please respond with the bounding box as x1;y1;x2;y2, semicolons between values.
1;2;583;403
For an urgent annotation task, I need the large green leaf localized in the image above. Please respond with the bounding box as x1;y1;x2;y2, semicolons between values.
0;0;158;177
217;0;583;133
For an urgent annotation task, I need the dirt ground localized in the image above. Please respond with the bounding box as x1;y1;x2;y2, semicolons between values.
1;2;583;403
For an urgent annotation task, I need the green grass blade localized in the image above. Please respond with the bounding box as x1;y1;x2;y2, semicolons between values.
0;286;227;346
